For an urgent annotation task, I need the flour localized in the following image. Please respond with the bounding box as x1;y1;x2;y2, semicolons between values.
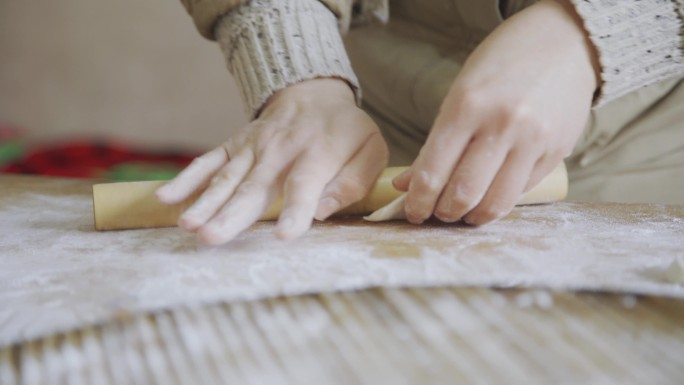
1;182;683;346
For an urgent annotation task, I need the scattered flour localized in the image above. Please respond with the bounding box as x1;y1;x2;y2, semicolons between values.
1;188;683;346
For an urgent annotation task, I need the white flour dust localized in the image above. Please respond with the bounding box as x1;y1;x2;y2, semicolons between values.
1;188;683;345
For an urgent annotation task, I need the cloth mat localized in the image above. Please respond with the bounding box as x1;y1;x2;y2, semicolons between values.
1;177;683;346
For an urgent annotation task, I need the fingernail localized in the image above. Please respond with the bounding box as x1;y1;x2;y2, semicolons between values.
404;202;422;224
156;185;171;200
178;213;201;231
314;197;340;221
279;215;295;230
436;213;459;224
435;199;451;218
392;168;412;187
462;216;476;226
275;215;297;240
407;216;425;225
405;209;425;225
197;226;223;245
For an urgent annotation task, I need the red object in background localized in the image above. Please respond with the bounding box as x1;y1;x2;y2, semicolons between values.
0;140;196;179
0;125;23;141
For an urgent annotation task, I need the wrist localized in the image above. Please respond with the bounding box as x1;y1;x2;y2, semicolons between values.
547;0;601;91
261;77;356;113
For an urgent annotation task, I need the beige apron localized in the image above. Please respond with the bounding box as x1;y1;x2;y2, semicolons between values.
344;0;684;204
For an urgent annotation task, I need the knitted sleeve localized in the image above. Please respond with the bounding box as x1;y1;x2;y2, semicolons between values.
567;0;684;105
214;0;360;118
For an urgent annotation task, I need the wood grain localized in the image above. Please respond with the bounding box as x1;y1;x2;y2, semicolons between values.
1;287;682;384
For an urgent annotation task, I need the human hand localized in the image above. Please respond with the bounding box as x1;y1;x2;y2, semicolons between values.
394;0;600;226
156;78;388;245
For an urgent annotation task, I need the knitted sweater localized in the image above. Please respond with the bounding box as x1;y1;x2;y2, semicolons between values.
180;0;684;117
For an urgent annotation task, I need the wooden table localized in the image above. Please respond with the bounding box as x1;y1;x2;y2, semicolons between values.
1;175;683;384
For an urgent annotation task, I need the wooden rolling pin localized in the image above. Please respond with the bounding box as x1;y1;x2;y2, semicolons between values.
93;163;568;230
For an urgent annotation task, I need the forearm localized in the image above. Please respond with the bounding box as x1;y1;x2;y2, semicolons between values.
552;0;602;96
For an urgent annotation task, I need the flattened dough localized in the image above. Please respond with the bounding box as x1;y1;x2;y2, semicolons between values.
364;194;407;222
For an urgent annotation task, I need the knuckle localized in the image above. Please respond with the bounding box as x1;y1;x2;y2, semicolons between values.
189;156;208;168
503;105;545;134
210;170;235;186
237;180;264;195
254;144;280;165
450;183;480;209
415;170;444;195
253;127;281;152
219;140;234;156
452;85;485;111
329;175;368;203
288;171;316;186
496;104;538;134
526;120;548;142
501;102;530;124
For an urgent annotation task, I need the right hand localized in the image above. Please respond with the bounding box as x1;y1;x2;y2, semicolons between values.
156;78;389;245
392;0;598;227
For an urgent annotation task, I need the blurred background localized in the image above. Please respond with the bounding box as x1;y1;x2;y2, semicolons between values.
0;0;247;180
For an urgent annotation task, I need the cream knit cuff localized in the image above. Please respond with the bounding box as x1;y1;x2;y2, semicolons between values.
215;0;361;118
568;0;684;106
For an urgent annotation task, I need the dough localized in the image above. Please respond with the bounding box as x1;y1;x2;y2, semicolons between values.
364;194;407;222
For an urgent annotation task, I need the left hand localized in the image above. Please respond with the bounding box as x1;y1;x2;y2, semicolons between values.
394;0;600;225
156;78;388;245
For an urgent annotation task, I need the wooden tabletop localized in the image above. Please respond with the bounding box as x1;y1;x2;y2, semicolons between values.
2;287;684;384
1;175;683;383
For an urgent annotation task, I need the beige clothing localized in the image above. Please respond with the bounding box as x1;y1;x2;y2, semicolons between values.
567;78;684;204
179;0;684;204
184;0;684;116
346;1;684;204
180;0;390;39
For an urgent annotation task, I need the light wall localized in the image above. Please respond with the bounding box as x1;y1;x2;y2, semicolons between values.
0;0;248;152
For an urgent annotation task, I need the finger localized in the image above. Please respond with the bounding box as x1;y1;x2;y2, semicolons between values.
197;162;284;245
156;141;233;204
274;156;338;240
403;121;475;224
315;133;388;220
463;149;537;225
392;168;412;192
177;148;255;231
433;134;509;223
